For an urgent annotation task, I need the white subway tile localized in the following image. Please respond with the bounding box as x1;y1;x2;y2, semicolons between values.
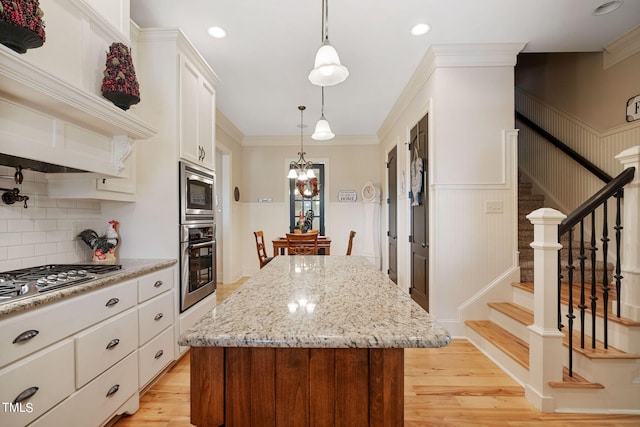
34;242;57;256
46;208;68;219
22;207;47;220
22;231;47;245
0;233;22;246
0;247;7;260
0;205;23;219
46;230;71;242
0;259;22;271
22;256;48;268
0;220;6;233
34;220;57;232
57;200;77;209
8;245;35;260
56;241;75;253
7;219;34;232
46;253;68;264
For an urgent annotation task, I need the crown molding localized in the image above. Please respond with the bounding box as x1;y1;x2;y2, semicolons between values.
242;134;378;147
378;42;526;142
216;110;244;143
604;25;640;69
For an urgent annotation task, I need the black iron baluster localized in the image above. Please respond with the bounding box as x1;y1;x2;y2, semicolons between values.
601;200;610;349
590;211;598;349
578;220;587;349
614;190;623;318
557;237;564;332
566;227;575;377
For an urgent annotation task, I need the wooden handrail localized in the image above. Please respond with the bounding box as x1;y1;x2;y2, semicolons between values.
515;111;613;183
559;167;635;235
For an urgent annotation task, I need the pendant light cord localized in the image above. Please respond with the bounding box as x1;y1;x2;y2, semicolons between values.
322;0;329;43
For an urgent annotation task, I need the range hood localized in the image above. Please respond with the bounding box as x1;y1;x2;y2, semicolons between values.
0;153;87;174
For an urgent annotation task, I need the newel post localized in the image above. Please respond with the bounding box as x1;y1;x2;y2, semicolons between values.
525;207;566;412
616;146;640;321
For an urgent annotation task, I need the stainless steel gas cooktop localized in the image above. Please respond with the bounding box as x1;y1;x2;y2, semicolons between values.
0;264;122;305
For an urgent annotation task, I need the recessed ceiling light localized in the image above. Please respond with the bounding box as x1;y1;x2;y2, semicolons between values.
593;0;623;15
410;23;431;36
208;26;227;39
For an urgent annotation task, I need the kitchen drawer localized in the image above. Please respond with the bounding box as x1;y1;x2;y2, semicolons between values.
75;308;138;388
30;351;139;427
138;291;174;346
0;339;74;427
0;280;136;369
138;326;175;388
138;268;173;303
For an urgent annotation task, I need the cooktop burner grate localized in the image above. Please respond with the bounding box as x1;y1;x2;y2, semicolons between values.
0;264;123;305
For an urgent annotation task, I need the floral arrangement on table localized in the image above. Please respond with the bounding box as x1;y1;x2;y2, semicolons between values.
0;0;46;53
296;177;320;199
101;42;140;110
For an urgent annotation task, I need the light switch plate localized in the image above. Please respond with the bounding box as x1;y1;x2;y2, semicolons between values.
485;200;503;214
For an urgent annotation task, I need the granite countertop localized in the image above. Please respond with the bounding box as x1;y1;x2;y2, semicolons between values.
0;258;176;319
179;255;450;349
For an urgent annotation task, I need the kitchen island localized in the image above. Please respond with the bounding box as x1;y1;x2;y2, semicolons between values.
179;255;450;426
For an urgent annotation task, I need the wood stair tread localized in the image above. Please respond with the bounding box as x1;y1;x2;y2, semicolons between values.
467;320;608;390
511;282;640;327
465;320;529;369
549;367;604;389
488;302;533;325
488;300;640;360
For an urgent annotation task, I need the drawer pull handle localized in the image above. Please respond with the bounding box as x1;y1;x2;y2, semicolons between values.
106;338;120;350
153;280;163;288
105;297;120;307
13;329;39;344
154;313;164;321
13;386;38;404
154;349;164;359
106;384;120;397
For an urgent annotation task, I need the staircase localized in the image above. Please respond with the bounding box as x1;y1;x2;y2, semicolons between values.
465;177;640;412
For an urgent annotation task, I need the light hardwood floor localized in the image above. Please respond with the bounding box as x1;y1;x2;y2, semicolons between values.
115;280;640;426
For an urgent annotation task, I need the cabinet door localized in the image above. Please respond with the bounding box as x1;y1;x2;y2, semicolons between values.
179;55;201;166
198;77;215;169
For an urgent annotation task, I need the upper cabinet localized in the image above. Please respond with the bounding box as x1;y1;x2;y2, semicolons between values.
179;54;217;170
136;29;219;172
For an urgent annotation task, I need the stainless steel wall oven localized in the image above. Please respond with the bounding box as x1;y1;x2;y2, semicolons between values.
179;161;216;312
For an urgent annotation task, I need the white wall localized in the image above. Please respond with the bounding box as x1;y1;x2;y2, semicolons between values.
378;44;524;336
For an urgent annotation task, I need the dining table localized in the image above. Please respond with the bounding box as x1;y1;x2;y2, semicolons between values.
272;235;331;256
179;255;450;426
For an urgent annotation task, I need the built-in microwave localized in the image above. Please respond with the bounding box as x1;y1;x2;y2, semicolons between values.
180;161;215;224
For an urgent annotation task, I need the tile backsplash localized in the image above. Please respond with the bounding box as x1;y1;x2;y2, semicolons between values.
0;166;104;271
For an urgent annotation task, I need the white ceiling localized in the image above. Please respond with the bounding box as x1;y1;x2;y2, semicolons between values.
130;0;640;139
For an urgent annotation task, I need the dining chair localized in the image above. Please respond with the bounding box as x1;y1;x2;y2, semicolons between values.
253;231;274;268
346;230;356;256
286;232;319;255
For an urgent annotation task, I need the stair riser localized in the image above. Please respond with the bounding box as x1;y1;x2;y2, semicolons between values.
513;286;534;310
465;328;529;385
489;309;530;342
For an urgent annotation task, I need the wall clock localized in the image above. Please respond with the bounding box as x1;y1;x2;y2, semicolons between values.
361;182;377;202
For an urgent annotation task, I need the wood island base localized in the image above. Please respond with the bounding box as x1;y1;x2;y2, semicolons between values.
190;347;404;426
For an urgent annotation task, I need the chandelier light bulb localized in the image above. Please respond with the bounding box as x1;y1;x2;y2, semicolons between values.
287;168;298;179
306;169;316;179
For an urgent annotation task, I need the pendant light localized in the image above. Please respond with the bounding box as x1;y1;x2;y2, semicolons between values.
288;106;316;180
312;87;335;140
308;0;348;87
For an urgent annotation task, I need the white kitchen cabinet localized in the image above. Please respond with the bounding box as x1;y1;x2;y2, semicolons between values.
0;265;176;427
0;339;74;427
30;352;139;427
179;55;216;170
75;308;138;388
137;269;175;388
137;29;219;172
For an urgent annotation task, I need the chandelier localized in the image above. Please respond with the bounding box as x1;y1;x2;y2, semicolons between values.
287;106;316;181
308;0;348;87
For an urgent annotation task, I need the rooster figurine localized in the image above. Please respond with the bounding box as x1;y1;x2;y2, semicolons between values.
78;220;120;261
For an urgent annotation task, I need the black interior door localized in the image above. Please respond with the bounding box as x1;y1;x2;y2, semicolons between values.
387;146;398;284
410;114;429;311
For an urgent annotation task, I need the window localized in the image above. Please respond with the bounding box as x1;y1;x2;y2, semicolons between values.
289;163;325;235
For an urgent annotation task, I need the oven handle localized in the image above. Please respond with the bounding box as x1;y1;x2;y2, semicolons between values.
188;240;214;250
